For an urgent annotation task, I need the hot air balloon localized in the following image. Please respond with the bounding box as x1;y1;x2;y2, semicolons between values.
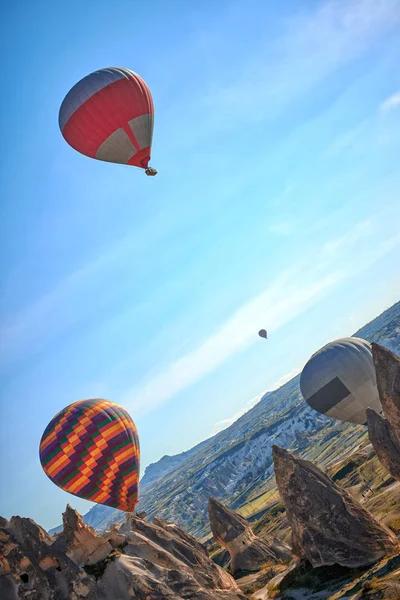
300;337;381;425
59;68;156;175
39;399;140;512
259;329;268;339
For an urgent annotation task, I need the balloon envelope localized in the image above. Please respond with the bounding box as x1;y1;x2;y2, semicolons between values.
258;329;268;339
300;337;381;425
59;67;154;170
39;399;140;511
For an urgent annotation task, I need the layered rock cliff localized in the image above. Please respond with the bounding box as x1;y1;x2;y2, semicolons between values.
272;445;399;568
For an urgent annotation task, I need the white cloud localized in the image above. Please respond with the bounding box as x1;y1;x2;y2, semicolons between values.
122;224;400;416
171;0;400;156
0;212;174;365
326;84;400;158
212;418;236;435
380;91;400;112
212;417;241;436
198;0;400;128
325;93;400;157
212;392;266;435
325;121;368;156
267;368;302;391
320;219;372;257
213;367;302;435
4;1;397;368
212;366;303;435
122;269;342;414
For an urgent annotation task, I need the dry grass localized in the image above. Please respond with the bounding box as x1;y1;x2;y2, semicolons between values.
262;554;400;600
238;488;282;519
207;432;400;599
244;445;400;550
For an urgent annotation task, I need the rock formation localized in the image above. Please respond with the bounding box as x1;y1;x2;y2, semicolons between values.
153;515;208;556
104;522;126;549
135;511;147;519
372;343;400;444
208;496;291;574
0;506;247;599
0;514;89;600
366;408;400;482
61;504;113;566
272;445;399;568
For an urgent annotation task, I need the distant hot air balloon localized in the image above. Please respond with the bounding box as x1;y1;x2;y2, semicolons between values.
259;329;268;339
39;399;140;512
300;337;381;425
59;67;156;175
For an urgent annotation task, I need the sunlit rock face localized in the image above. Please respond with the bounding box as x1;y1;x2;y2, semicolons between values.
61;504;113;567
0;513;89;600
367;408;400;482
0;507;247;599
372;343;400;445
208;496;290;574
272;445;399;569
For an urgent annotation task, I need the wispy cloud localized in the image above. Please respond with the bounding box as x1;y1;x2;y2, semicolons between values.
0;211;177;366
267;368;302;391
121;269;342;414
198;0;400;126
325;121;369;156
325;89;400;157
380;91;400;112
212;393;264;435
213;366;302;434
122;223;400;416
319;219;372;258
170;0;400;157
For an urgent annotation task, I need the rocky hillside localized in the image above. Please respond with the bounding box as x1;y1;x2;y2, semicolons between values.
7;336;400;600
4;415;400;599
1;506;248;600
75;302;400;537
4;489;399;600
356;300;400;353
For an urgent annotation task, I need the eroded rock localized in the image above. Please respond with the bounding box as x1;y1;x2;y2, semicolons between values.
272;445;399;568
367;407;400;481
0;513;90;599
122;513;243;593
372;343;400;444
102;523;126;549
153;516;208;556
61;504;113;567
208;496;290;575
98;552;247;599
0;507;246;599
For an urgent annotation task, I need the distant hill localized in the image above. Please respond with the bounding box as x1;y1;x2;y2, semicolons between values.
354;300;400;352
59;301;400;537
140;436;212;489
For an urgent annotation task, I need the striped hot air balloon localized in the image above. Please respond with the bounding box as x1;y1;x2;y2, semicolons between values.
300;337;381;425
59;67;156;175
39;399;140;512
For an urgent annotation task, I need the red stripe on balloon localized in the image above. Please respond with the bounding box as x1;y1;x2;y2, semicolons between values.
62;77;153;160
123;124;140;152
128;147;151;169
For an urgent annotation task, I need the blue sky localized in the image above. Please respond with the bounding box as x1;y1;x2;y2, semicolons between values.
1;0;400;529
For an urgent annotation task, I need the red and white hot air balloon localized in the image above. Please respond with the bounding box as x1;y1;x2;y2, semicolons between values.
59;67;157;175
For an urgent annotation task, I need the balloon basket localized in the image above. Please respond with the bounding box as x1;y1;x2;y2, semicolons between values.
145;167;157;176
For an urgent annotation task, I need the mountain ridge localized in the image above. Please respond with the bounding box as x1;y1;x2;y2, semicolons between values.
49;301;400;536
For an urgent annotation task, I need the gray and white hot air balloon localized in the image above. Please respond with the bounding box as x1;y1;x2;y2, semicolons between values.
300;337;381;425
